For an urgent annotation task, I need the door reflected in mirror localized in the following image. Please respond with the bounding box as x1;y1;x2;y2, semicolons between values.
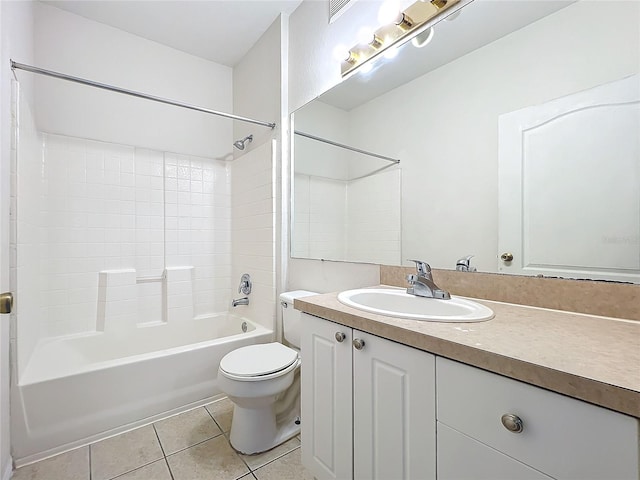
291;0;639;283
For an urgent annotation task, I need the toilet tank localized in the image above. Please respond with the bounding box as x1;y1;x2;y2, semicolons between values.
280;290;318;349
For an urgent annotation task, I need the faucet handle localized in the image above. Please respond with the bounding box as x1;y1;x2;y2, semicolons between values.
456;255;477;272
406;259;431;276
238;273;252;294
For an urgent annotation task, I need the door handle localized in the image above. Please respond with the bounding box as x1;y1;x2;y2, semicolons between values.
0;292;13;314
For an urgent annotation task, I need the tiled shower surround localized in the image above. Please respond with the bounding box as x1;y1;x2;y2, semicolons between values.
293;168;401;264
13;92;234;376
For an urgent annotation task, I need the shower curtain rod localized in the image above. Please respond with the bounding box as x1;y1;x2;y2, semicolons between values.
10;60;276;129
294;130;400;164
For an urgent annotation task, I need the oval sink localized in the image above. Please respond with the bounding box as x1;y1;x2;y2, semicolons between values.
337;288;494;322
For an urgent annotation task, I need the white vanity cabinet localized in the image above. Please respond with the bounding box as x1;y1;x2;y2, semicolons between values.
300;313;436;480
436;357;640;480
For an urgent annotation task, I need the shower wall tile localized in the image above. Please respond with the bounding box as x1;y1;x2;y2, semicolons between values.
16;133;233;348
346;169;401;265
13;84;43;376
231;141;276;331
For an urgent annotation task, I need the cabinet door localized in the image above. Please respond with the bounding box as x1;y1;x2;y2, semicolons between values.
438;422;552;480
353;330;436;480
437;357;640;479
300;313;353;480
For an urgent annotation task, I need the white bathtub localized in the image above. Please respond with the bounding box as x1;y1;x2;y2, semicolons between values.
11;314;273;465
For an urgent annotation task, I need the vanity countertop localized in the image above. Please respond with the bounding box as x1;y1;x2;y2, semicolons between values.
294;286;640;418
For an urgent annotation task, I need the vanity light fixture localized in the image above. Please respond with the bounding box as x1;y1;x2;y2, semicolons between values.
340;0;459;77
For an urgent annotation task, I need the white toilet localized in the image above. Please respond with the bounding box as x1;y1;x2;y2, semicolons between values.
217;290;317;454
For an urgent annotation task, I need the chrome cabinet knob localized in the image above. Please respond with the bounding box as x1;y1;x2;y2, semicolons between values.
335;332;346;342
352;338;365;350
501;413;524;433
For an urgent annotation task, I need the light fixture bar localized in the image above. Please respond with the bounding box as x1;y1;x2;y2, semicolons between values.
340;0;460;77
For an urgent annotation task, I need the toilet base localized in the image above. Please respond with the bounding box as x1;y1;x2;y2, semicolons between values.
229;403;300;455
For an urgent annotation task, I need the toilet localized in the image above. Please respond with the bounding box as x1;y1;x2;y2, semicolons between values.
217;290;318;454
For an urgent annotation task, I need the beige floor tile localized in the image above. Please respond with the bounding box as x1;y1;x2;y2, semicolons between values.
154;407;222;454
240;437;301;470
205;397;234;433
115;458;171;480
90;425;164;480
113;459;172;480
167;435;250;480
253;448;313;480
12;446;89;480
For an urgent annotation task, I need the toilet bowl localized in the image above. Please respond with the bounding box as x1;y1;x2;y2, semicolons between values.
217;290;317;454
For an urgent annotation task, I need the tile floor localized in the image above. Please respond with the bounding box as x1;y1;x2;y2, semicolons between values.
13;398;314;480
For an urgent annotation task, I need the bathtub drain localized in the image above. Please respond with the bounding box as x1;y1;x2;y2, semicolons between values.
241;321;248;333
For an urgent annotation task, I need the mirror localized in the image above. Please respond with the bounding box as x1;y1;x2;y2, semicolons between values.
291;0;640;283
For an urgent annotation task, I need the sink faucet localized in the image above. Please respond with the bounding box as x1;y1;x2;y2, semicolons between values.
406;259;451;300
456;255;477;272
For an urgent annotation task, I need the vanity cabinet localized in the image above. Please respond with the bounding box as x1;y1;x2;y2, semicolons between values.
437;357;640;480
300;313;436;480
300;312;639;480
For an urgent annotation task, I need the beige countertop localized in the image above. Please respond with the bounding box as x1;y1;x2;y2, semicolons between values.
295;286;640;418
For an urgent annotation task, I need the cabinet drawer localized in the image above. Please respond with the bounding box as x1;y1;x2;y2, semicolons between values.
436;357;639;480
438;422;552;480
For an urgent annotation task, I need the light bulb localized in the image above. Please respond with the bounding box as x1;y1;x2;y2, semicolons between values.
332;44;351;63
411;26;434;48
357;27;375;45
378;0;402;25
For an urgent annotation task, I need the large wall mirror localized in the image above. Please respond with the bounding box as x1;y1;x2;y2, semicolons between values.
291;0;640;283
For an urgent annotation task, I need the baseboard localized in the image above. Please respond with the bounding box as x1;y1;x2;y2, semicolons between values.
2;456;13;480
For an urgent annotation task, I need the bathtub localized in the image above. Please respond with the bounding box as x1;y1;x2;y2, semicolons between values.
11;314;273;465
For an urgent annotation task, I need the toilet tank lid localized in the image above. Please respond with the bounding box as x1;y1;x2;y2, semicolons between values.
279;290;319;303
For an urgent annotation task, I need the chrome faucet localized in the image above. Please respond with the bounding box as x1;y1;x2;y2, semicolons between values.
406;259;451;300
232;274;252;307
456;255;477;272
232;297;249;307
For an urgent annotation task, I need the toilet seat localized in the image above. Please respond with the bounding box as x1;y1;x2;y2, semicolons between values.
219;343;299;382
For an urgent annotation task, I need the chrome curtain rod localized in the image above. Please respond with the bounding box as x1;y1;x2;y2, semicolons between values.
294;130;400;164
10;60;276;129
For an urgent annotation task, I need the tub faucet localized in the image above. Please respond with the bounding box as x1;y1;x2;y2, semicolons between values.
232;297;249;307
406;259;451;300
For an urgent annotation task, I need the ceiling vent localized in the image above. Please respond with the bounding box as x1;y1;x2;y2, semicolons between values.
329;0;358;23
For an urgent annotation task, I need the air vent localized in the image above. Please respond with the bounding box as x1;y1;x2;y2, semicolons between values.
329;0;357;23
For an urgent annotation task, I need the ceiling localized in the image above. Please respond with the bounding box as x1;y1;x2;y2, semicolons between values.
42;0;304;67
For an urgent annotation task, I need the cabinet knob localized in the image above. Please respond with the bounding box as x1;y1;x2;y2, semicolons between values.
352;338;365;350
335;332;346;343
501;413;524;433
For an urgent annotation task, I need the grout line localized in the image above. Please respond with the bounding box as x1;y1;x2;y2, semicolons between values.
164;457;175;480
88;444;92;480
152;424;168;458
106;459;167;480
249;445;301;473
161;431;225;458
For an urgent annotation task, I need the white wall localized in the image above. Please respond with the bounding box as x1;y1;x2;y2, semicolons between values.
33;2;232;160
230;141;276;332
345;0;639;272
287;0;388;292
232;17;284;333
1;1;35;476
288;0;639;286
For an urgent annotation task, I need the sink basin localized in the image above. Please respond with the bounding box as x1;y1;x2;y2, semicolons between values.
337;288;494;322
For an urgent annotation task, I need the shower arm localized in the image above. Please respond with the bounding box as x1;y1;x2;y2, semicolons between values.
10;60;276;129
